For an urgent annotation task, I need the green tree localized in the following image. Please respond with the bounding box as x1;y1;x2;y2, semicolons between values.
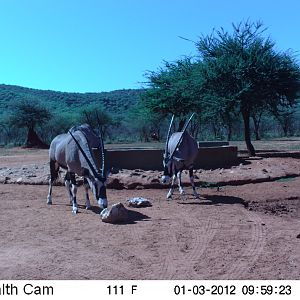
270;105;296;137
44;111;79;142
142;57;202;124
196;20;300;155
9;100;51;148
78;104;115;139
127;103;165;142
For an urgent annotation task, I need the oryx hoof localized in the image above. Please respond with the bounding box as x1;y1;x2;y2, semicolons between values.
194;192;200;199
166;192;172;199
72;207;78;214
179;188;185;195
47;196;52;205
86;205;92;210
98;199;108;210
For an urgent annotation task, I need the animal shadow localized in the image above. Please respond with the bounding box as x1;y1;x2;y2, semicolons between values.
119;209;151;225
179;194;245;206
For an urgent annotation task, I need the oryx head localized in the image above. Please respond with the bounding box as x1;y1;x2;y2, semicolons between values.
86;172;107;210
161;113;195;184
69;123;108;209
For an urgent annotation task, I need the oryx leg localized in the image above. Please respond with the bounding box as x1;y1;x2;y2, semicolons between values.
65;172;78;214
47;159;59;205
64;173;73;205
189;168;199;198
83;177;91;210
177;170;184;195
167;174;177;199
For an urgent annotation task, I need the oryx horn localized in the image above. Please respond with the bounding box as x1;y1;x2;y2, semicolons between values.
165;114;175;157
96;111;105;178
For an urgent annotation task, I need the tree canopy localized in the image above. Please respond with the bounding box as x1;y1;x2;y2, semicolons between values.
142;58;202;118
196;20;300;155
142;20;300;155
9;99;51;147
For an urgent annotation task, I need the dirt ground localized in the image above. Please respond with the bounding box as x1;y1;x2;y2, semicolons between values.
0;148;299;280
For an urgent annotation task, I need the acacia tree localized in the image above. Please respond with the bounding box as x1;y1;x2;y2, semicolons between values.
142;57;203;127
196;20;300;155
127;103;165;142
9;100;51;148
270;105;296;136
78;104;116;139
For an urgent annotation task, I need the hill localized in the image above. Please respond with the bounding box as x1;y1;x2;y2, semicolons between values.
0;84;144;117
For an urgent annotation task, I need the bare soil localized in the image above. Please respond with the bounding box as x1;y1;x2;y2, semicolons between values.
0;148;299;280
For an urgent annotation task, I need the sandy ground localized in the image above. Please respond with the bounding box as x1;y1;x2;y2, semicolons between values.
0;148;299;280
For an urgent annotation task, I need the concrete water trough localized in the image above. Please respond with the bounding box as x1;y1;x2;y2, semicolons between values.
94;141;238;171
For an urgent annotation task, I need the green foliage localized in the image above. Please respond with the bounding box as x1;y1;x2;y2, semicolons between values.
0;84;144;145
0;84;143;117
142;57;202;117
42;112;79;142
196;20;300;154
127;103;165;142
140;20;300;152
1;20;300;148
78;103;117;138
9;99;52;130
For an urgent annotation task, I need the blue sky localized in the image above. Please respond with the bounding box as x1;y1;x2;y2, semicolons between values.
0;0;300;93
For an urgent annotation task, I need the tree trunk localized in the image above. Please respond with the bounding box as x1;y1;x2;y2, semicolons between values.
252;114;261;141
282;121;288;137
227;124;232;141
242;109;256;156
25;127;49;148
212;122;218;139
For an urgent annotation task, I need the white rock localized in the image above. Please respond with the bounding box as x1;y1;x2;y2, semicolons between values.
127;197;152;207
100;202;128;223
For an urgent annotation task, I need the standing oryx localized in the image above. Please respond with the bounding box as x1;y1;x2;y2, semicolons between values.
161;114;199;199
47;123;107;214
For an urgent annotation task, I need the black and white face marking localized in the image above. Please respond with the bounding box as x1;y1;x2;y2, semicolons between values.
88;176;108;209
96;177;107;209
161;157;173;184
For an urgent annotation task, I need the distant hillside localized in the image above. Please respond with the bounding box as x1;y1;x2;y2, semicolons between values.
0;84;144;117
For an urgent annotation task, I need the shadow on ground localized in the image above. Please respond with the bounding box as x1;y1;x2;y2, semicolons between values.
178;194;245;206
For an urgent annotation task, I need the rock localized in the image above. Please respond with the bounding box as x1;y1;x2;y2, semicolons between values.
127;197;152;208
106;178;124;189
136;185;145;190
296;234;300;239
130;172;140;176
150;178;160;183
0;176;10;184
100;202;128;223
16;177;23;183
127;182;140;189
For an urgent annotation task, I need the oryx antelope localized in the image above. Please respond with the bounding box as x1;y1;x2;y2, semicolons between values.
47;123;107;214
161;114;199;199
